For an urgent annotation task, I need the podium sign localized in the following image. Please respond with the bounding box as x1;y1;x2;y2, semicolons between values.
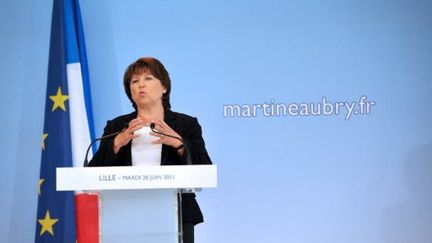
56;165;217;191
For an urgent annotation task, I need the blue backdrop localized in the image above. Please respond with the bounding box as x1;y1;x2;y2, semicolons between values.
1;0;431;242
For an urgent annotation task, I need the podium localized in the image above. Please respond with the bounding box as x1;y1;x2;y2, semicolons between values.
56;165;217;243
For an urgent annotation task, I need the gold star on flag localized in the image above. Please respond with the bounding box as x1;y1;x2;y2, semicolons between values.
38;179;45;195
38;210;59;236
41;133;48;150
49;87;69;112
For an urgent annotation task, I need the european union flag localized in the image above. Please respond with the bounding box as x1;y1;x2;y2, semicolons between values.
35;0;95;242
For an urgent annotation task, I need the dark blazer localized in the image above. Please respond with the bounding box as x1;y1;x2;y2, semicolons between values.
88;109;212;224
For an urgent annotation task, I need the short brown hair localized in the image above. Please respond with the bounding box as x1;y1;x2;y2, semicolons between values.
123;57;171;110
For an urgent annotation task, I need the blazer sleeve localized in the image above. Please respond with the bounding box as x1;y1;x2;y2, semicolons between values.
181;117;212;165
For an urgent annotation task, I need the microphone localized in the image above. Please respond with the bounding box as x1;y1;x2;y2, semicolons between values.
83;127;127;167
150;123;192;165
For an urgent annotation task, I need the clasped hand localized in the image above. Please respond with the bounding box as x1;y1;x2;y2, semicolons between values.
113;118;183;154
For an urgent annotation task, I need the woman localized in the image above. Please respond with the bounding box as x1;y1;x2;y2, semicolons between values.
88;57;212;243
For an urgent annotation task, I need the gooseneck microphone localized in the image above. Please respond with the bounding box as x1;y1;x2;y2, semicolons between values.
83;127;127;167
150;123;192;165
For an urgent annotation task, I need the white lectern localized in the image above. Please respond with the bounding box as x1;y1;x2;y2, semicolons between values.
56;165;217;243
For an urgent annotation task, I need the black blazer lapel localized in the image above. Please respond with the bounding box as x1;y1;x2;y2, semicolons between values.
161;110;176;165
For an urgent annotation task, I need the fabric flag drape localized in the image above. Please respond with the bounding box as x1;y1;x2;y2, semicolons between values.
35;0;99;242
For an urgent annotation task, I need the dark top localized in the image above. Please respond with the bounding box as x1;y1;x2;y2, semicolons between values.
88;109;212;224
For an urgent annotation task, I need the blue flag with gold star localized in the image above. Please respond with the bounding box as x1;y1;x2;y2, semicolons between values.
35;0;95;242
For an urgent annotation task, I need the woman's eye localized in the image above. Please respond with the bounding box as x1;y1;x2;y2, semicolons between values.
131;79;139;83
145;77;153;81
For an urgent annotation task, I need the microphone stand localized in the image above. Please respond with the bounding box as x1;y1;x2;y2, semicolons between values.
149;123;192;166
83;128;126;167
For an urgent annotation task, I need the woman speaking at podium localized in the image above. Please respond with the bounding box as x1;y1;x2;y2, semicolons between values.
88;57;212;243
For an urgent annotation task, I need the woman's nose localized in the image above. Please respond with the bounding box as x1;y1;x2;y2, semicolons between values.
138;79;145;87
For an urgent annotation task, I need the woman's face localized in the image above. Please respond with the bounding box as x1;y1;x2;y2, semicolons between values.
130;72;166;109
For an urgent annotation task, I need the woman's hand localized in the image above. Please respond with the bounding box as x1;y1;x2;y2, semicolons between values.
113;118;145;154
150;119;184;155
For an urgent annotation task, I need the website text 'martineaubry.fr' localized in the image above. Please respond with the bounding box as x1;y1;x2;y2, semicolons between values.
223;96;376;121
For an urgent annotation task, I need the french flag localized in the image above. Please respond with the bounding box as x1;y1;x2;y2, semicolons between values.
62;0;100;242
